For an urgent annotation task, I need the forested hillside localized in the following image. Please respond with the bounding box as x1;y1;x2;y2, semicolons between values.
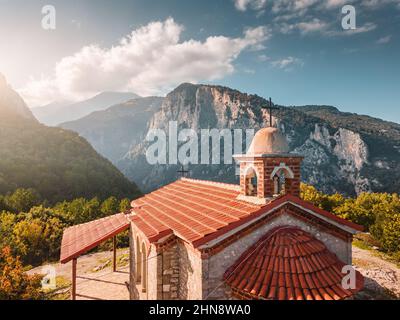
0;121;141;203
0;74;141;204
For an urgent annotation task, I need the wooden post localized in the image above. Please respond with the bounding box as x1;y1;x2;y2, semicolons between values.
113;236;117;272
71;258;77;300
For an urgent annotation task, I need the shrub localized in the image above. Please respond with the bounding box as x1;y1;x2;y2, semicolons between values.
0;247;44;300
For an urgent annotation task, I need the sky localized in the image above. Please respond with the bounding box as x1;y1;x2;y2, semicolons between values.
0;0;399;122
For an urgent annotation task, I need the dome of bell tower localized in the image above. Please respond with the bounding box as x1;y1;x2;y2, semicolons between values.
246;127;289;155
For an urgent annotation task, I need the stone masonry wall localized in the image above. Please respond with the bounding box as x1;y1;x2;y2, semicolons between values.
203;212;352;299
129;224;204;300
178;241;203;300
159;242;180;300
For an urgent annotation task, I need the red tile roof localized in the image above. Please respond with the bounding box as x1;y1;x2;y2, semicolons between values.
130;178;362;248
224;227;364;300
60;213;130;264
130;178;263;245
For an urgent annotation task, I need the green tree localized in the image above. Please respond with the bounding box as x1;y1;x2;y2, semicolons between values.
119;198;131;212
300;183;344;212
101;197;120;216
12;206;66;265
370;195;400;252
5;188;41;213
0;211;17;250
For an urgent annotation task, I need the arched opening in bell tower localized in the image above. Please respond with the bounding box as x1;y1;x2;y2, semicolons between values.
273;169;287;195
244;167;258;196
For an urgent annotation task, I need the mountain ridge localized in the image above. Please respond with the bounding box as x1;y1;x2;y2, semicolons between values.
60;96;164;162
32;91;140;126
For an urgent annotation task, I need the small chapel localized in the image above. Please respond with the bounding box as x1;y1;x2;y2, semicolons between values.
60;122;364;300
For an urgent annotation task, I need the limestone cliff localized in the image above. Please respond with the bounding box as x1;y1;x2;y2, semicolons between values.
115;83;398;196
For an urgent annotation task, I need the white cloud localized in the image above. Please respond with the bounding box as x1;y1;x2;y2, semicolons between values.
279;18;329;34
362;0;400;9
268;0;387;39
20;18;270;106
234;0;267;11
376;35;392;44
279;19;376;37
334;22;377;36
271;56;304;70
258;54;270;61
272;0;318;14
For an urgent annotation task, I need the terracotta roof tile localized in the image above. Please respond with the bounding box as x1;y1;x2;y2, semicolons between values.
224;227;364;300
129;178;363;248
60;213;130;263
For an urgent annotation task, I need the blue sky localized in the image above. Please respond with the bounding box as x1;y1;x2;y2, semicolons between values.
0;0;399;122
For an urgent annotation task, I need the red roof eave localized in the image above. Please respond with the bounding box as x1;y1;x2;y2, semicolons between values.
193;194;363;248
284;194;364;232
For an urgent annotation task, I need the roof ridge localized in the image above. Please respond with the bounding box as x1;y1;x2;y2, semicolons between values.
181;177;241;192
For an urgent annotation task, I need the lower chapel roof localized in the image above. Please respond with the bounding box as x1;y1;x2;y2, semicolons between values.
60;213;130;264
130;178;363;249
224;227;364;300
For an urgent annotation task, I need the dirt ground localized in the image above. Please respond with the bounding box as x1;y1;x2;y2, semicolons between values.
28;248;130;300
352;246;400;299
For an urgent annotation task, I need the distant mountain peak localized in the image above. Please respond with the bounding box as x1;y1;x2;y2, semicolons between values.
32;91;140;126
0;73;37;122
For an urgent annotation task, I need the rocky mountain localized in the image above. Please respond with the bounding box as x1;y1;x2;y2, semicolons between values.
0;73;37;122
0;75;141;203
294;105;400;194
32;91;140;126
60;96;164;163
62;83;400;196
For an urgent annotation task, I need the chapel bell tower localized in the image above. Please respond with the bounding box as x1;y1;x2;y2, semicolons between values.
233;102;303;203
